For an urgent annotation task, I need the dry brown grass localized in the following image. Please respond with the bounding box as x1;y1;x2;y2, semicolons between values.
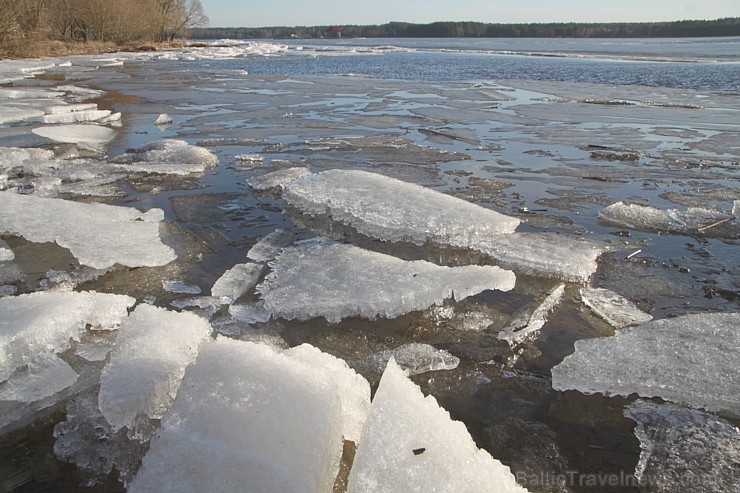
1;39;192;60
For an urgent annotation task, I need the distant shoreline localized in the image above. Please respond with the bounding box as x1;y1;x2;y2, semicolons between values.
192;18;740;40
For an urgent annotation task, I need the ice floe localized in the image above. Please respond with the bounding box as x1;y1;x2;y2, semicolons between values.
498;283;566;346
31;124;117;145
580;287;653;328
347;358;528;493
0;193;176;269
624;400;739;493
551;312;739;416
257;238;516;323
128;338;371;493
598;201;738;238
98;304;212;437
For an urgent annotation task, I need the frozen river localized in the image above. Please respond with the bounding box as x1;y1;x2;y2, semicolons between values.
0;38;738;492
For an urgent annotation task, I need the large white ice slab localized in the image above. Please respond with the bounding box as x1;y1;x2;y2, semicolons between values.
0;290;134;382
580;287;652;329
128;338;371;493
551;312;739;416
32;124;117;145
0;193;176;269
282;169;520;245
257;238;516;323
624;400;739;493
598;201;737;237
347;358;528;493
98;304;211;436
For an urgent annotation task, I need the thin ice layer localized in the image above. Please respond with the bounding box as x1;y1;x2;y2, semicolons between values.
624;400;739;493
598;201;737;237
0;291;135;381
257;238;515;323
551;313;739;416
353;343;460;377
580;287;652;329
128;338;371;493
98;304;211;436
282;170;520;246
347;358;528;493
0;193;176;269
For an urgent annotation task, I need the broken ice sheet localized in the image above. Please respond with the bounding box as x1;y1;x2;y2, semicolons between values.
0;193;176;269
624;400;739;493
257;238;516;323
128;338;370;493
580;287;653;329
347;358;528;493
551;312;739;417
352;343;460;377
598;201;738;238
98;304;212;438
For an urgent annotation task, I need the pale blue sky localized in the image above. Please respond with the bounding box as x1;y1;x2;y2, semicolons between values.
200;0;740;28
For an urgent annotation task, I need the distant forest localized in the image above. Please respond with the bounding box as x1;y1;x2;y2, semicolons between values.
190;18;740;40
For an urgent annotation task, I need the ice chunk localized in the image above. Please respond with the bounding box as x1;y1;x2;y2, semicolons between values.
247;228;295;263
31;124;117;145
498;283;566;346
0;239;14;262
0;146;55;170
475;233;602;282
598;201;738;237
210;262;264;301
624;400;739;493
257;238;516;323
44;103;99;114
282;169;519;245
0;291;134;381
161;280;201;294
580;287;652;328
0;354;78;402
227;301;271;324
111;139;218;176
0;193;176;269
154;113;173;125
98;304;212;436
247;167;311;191
347;358;528;493
551;313;739;416
42;110;111;124
0;88;63;99
0;106;45;124
128;338;371;493
353;343;460;377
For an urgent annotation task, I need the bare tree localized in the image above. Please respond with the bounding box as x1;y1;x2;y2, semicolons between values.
155;0;208;42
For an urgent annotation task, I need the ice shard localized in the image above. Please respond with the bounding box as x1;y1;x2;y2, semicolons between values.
128;338;371;493
551;312;739;416
580;287;652;329
210;262;264;301
98;304;212;437
0;193;176;269
247;228;295;263
257;238;516;323
498;283;566;346
347;358;528;493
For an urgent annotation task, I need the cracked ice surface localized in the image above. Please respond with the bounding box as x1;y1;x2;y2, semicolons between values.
624;400;739;493
551;312;739;416
347;358;528;493
282;169;520;245
98;304;211;437
0;193;176;269
0;291;135;382
257;238;516;323
128;338;370;493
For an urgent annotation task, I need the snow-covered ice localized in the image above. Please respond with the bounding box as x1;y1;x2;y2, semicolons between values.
624;400;739;493
0;193;176;269
347;358;528;493
98;304;212;437
0;291;134;382
31;124;117;145
551;312;739;416
598;201;738;237
257;238;516;323
580;287;653;328
498;283;565;346
128;338;370;493
282;169;520;244
211;262;264;301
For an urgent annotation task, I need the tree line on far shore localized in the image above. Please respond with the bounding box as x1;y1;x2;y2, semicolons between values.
191;17;740;40
1;0;208;57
